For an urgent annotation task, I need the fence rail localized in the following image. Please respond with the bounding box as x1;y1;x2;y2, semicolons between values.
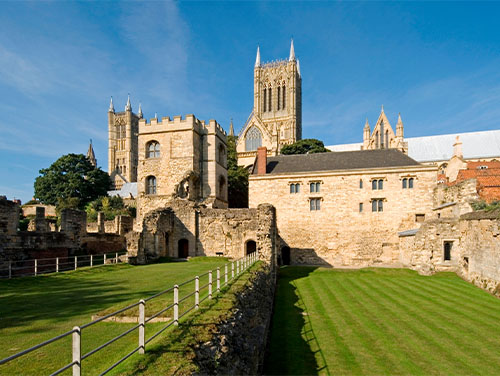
0;252;128;279
0;251;259;375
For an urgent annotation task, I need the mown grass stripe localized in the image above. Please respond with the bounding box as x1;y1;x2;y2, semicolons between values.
373;276;500;374
297;276;364;375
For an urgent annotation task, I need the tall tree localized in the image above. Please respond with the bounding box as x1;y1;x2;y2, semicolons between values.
280;138;330;155
34;154;111;208
227;135;249;208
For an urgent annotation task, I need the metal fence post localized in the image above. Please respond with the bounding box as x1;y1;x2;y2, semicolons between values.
72;326;81;376
115;252;118;264
231;262;234;279
104;253;107;265
56;257;59;273
237;260;240;275
34;259;37;276
74;256;77;271
90;254;93;267
208;271;212;299
195;276;199;309
217;267;220;292
8;261;12;279
224;264;228;285
139;299;145;354
174;285;179;326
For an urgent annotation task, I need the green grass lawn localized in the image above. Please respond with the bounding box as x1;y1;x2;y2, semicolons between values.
264;267;500;376
0;258;230;375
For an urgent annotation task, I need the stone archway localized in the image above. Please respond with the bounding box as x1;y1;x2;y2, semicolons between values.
246;240;257;255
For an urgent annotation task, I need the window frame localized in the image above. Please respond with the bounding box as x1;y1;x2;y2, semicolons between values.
146;141;161;159
146;176;157;195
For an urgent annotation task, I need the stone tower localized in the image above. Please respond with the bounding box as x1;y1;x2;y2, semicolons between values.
362;107;407;154
236;40;302;166
107;95;141;189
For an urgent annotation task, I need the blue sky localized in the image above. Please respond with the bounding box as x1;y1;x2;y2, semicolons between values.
1;1;500;202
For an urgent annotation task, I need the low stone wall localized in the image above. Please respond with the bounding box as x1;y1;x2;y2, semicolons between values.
194;264;275;375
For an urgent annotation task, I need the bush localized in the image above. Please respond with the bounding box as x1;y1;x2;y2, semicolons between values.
85;196;135;222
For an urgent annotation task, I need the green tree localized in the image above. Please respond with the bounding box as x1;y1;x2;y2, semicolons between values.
280;138;330;155
227;135;249;208
34;154;111;209
85;196;135;222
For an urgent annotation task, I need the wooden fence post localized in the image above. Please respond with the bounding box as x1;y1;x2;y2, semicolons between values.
104;254;107;265
224;264;228;285
208;271;212;299
56;257;59;273
74;256;77;270
90;254;93;267
195;276;199;309
115;252;118;264
139;299;145;354
34;259;37;276
72;326;81;376
217;267;220;292
174;285;179;326
231;262;234;279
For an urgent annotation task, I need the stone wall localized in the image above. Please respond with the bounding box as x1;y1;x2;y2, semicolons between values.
194;263;275;375
87;215;133;235
433;179;478;216
250;165;437;267
133;199;277;266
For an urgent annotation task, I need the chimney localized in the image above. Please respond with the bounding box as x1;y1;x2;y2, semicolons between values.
453;136;463;159
257;147;267;175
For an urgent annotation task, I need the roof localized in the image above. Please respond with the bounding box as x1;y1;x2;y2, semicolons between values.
257;149;421;175
327;129;500;162
398;229;419;237
108;182;138;198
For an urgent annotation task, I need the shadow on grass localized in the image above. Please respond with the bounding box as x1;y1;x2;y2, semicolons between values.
264;266;329;375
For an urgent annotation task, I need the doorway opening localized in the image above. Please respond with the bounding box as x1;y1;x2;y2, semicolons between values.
282;246;291;265
246;240;256;255
178;238;189;258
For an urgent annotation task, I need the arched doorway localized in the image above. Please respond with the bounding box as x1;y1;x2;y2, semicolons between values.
178;239;189;258
246;240;256;255
281;246;291;265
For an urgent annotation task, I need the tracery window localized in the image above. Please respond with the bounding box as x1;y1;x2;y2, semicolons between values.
277;87;281;110
282;85;286;109
263;88;267;112
245;126;262;151
146;141;160;158
146;176;157;195
268;87;272;111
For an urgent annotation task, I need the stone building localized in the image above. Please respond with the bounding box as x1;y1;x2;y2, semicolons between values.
107;95;141;190
249;147;437;266
362;107;407;153
236;41;302;167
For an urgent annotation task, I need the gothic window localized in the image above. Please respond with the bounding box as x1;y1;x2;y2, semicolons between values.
372;180;377;190
290;183;300;194
378;199;383;212
444;241;453;261
310;198;321;211
385;130;389;148
380;121;384;148
402;178;407;189
245;126;262;151
372;179;383;190
268;87;272;111
375;131;379;148
371;199;384;212
263;88;267;112
409;178;414;188
277;87;281;110
310;182;321;193
146;176;157;195
146;141;160;158
378;179;383;190
282;85;286;109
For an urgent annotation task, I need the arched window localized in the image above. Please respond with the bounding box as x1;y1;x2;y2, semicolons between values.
263;88;267;112
245;126;262;151
282;85;286;109
402;178;408;189
375;131;379;148
372;180;377;190
385;130;389;148
218;144;225;165
146;141;160;158
378;179;383;190
378;200;383;212
146;176;157;195
372;200;377;212
268;87;272;111
409;178;414;189
380;121;385;148
277;86;281;110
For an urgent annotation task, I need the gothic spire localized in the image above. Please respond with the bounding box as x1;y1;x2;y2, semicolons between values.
396;112;404;138
87;139;97;167
381;104;385;114
396;113;403;126
108;96;114;113
364;118;370;129
229;118;234;137
289;39;296;61
125;94;131;111
138;102;143;118
255;46;261;67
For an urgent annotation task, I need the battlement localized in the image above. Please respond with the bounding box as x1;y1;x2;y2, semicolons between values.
139;114;226;137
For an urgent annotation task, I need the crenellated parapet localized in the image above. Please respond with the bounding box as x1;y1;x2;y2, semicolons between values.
139;114;227;138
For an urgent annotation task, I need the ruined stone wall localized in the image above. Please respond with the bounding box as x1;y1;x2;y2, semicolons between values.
249;166;437;266
433;179;478;216
0;198;19;236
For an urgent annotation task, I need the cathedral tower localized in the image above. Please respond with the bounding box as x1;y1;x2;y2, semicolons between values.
236;40;302;166
107;95;141;189
362;107;407;154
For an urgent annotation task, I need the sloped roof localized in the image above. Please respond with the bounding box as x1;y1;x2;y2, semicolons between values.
108;182;138;198
258;149;420;175
327;129;500;162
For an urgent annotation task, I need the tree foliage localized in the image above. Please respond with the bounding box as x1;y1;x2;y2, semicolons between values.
85;196;135;222
227;135;249;208
34;154;111;209
280;138;330;155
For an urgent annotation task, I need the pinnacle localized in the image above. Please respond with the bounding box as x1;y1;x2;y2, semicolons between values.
138;103;143;118
255;46;261;68
229;118;235;137
125;94;132;111
289;39;296;61
108;96;114;113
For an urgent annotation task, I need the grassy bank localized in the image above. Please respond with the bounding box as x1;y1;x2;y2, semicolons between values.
0;258;230;375
265;267;500;375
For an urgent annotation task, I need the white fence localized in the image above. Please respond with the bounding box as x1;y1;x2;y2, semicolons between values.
0;252;128;279
0;251;259;375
